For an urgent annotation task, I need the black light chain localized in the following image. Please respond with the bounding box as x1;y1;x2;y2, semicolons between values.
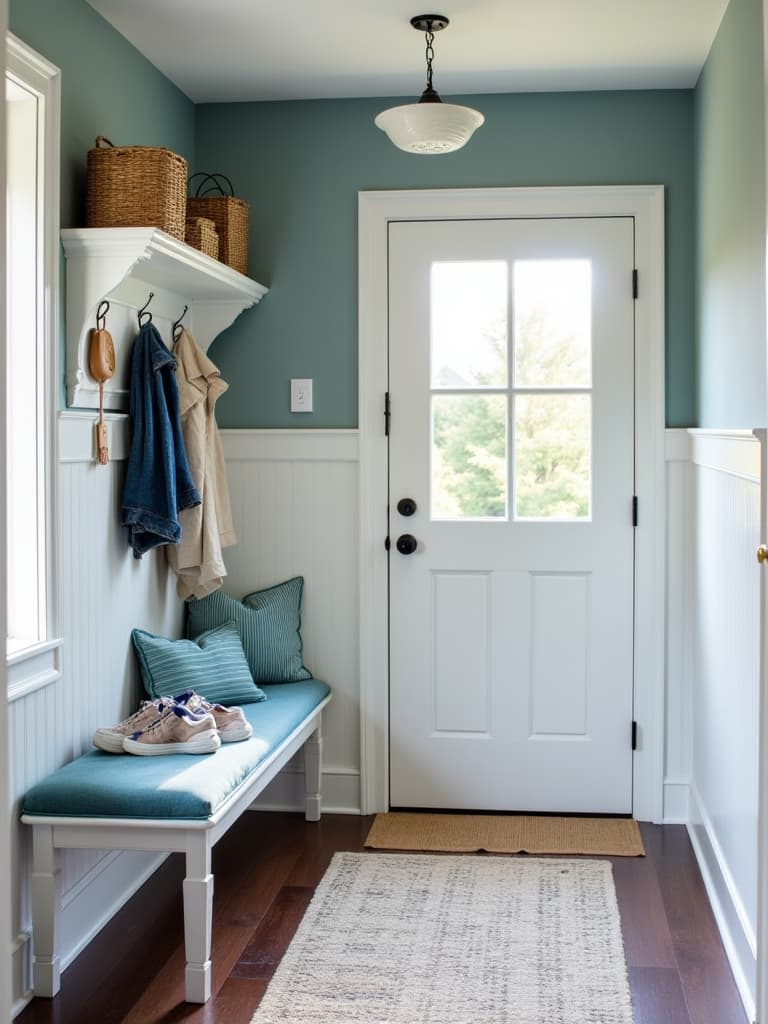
424;24;436;91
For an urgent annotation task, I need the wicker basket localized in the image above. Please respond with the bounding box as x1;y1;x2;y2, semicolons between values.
86;136;188;241
187;173;249;275
185;216;219;260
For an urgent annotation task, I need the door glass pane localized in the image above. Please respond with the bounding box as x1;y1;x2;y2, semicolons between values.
432;394;508;519
431;261;507;387
514;394;591;519
513;260;591;387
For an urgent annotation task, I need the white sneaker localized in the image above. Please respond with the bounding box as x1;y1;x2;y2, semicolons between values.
122;706;221;756
93;697;175;754
180;693;253;743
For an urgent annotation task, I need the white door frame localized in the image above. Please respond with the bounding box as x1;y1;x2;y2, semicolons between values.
755;11;768;1021
358;186;666;821
755;428;768;1024
1;5;11;1022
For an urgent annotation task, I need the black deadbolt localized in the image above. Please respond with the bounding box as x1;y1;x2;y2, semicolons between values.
396;533;418;555
397;497;417;517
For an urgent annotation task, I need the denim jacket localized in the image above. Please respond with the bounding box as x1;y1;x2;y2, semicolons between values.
121;322;201;558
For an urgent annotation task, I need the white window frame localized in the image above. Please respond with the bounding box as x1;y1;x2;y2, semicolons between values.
6;34;61;701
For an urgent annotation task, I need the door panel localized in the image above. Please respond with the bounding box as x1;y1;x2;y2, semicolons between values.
388;217;635;813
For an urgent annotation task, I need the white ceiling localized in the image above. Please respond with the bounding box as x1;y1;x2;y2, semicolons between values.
86;0;730;105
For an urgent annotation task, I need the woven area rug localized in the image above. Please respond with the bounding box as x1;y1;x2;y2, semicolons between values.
251;852;634;1024
365;812;645;857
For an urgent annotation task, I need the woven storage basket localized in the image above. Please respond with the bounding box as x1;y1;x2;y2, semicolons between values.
86;136;188;241
185;216;219;260
187;173;249;275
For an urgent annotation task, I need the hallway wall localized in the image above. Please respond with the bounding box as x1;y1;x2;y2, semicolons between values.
694;0;767;428
665;429;760;1020
9;416;182;1014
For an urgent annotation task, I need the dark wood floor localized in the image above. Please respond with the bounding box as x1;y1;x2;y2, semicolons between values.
16;814;748;1024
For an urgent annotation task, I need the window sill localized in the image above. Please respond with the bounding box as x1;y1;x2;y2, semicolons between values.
8;637;63;702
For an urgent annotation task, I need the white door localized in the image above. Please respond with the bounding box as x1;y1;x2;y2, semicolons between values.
388;216;636;813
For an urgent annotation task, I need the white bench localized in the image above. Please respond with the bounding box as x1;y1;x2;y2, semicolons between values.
21;680;331;1004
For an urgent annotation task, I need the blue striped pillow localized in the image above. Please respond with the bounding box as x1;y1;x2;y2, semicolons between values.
132;621;267;705
186;577;312;683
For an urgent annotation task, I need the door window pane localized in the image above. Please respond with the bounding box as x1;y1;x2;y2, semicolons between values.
513;260;591;388
431;261;507;388
432;394;508;519
514;394;591;519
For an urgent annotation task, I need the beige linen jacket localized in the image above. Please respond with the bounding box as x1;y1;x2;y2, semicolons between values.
167;328;236;599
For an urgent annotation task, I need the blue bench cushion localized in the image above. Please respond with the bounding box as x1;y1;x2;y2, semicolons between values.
22;681;330;821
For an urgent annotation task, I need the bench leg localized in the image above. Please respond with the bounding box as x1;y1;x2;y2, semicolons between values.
183;838;213;1003
30;826;61;997
304;719;323;822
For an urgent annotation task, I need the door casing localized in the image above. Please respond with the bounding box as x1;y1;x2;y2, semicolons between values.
358;185;666;821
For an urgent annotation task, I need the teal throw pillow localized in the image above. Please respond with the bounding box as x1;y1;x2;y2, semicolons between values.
186;577;312;683
132;621;267;705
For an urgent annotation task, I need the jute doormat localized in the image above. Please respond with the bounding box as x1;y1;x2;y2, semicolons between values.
364;812;645;857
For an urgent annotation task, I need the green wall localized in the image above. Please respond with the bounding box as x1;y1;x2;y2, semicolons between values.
8;1;698;428
196;90;695;428
695;0;766;427
9;0;195;230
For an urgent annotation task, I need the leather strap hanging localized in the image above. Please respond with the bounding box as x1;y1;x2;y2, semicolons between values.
89;300;115;465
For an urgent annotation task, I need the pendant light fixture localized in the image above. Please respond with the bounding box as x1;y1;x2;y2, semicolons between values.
375;15;484;154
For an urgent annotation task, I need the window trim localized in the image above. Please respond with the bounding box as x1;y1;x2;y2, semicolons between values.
6;33;61;700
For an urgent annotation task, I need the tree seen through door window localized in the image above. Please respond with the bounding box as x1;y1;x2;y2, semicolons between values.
431;259;592;520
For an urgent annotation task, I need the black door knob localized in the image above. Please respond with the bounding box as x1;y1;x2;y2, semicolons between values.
396;533;418;555
397;497;417;517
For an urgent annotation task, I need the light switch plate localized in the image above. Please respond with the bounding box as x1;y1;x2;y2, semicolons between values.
290;378;313;413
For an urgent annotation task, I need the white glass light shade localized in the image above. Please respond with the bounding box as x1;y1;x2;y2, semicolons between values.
375;101;484;154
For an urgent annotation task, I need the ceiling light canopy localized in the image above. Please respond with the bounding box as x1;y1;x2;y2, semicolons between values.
375;15;485;155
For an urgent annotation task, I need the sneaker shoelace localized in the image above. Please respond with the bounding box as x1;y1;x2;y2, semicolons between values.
133;705;208;739
120;697;172;727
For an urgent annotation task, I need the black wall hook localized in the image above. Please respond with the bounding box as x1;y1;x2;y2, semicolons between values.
96;299;110;330
137;292;154;327
172;304;189;342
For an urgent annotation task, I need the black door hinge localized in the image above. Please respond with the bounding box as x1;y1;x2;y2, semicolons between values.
631;721;638;751
632;269;638;299
385;535;391;551
384;392;391;437
632;495;638;527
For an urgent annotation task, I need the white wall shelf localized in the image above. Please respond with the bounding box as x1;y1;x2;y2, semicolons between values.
62;227;268;411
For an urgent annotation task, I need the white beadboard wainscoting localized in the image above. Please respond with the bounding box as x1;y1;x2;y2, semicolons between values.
665;428;760;1020
9;424;360;1015
664;429;693;824
9;412;183;1015
220;430;361;816
9;419;762;1020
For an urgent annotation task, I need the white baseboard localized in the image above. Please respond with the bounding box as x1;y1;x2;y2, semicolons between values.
250;767;361;815
12;993;33;1020
662;778;690;824
11;932;32;1019
687;784;756;1022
